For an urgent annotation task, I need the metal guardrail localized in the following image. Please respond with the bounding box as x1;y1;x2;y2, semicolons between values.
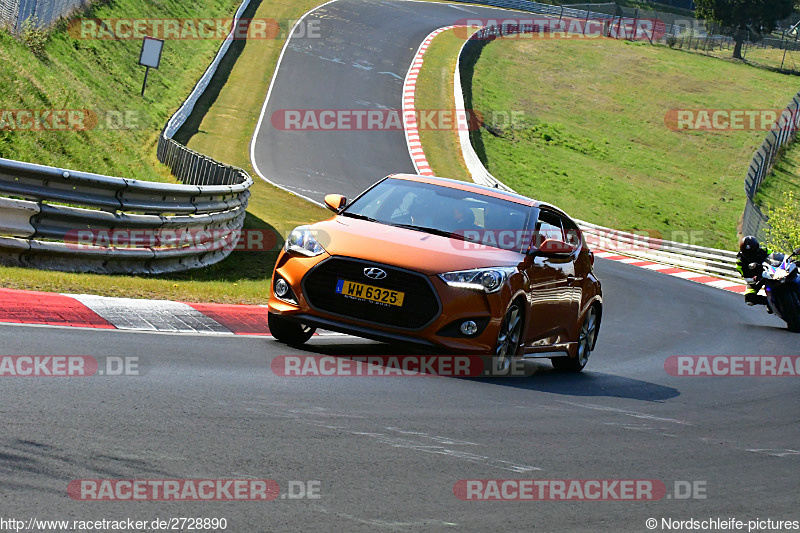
0;0;254;274
577;221;741;280
162;0;252;141
0;157;250;274
454;22;742;281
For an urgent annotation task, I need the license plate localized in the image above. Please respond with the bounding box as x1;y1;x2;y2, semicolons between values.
335;279;405;307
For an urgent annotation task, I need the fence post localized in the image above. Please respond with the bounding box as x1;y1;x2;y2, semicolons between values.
583;8;590;35
178;149;189;183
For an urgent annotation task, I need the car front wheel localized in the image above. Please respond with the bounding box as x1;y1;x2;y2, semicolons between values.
492;302;523;374
268;312;316;346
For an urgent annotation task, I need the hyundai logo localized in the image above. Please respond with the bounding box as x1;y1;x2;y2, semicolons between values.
364;267;387;280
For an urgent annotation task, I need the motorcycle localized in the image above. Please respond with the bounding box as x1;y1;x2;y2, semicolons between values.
749;247;800;332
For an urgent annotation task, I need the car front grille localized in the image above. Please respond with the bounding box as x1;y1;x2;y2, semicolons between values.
302;257;440;330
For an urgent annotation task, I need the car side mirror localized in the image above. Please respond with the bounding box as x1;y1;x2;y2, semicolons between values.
533;238;575;258
793;247;800;257
324;194;347;212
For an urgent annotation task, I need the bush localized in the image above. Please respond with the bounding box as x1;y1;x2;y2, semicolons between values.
19;16;47;58
765;190;800;252
666;35;677;48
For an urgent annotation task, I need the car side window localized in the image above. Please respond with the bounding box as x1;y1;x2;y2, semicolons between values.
562;217;582;248
535;210;565;246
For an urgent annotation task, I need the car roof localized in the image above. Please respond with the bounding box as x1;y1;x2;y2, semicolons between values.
387;173;539;207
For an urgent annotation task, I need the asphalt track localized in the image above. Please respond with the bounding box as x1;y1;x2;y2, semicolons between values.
2;260;798;531
2;0;798;531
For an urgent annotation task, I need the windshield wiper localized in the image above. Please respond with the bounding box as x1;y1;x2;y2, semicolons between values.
341;212;379;223
390;223;468;241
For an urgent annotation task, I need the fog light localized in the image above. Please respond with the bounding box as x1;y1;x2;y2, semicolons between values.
460;320;478;336
275;278;290;298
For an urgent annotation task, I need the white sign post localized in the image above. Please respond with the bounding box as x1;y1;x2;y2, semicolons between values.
138;36;164;96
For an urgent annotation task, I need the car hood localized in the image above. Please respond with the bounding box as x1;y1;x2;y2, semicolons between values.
312;217;524;275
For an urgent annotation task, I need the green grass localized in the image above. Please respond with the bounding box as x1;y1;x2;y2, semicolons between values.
461;38;800;249
0;0;327;303
739;46;800;72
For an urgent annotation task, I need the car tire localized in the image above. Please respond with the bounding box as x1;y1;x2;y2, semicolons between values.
268;312;316;346
552;306;597;373
775;290;800;333
491;302;523;374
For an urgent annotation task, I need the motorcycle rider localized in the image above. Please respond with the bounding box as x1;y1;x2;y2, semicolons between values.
737;235;770;307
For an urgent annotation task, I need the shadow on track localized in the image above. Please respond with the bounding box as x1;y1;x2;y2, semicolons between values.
284;341;680;402
470;364;680;402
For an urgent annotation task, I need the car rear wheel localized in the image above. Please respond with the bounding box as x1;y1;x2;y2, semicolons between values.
268;312;316;346
492;302;522;374
552;306;597;373
775;290;800;332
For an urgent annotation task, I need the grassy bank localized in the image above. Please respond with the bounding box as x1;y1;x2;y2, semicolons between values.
0;0;249;181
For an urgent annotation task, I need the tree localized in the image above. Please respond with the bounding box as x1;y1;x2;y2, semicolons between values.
765;191;800;252
695;0;794;59
19;16;48;59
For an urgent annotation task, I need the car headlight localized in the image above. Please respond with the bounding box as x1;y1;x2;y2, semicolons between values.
284;226;326;257
438;267;516;293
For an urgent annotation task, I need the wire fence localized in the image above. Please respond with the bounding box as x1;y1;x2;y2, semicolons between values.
451;0;800;73
585;3;800;73
741;94;800;242
665;22;800;74
0;0;88;31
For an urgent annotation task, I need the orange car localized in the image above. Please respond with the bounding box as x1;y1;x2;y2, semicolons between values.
267;174;602;372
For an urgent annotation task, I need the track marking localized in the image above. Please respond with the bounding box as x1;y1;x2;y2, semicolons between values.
557;401;693;425
260;400;541;472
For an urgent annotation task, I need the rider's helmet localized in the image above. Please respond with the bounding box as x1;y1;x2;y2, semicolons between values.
740;235;759;254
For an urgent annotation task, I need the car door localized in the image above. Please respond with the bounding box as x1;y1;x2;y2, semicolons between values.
520;209;579;349
561;215;588;319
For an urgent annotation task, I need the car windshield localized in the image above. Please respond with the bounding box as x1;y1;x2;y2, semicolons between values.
341;178;532;251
